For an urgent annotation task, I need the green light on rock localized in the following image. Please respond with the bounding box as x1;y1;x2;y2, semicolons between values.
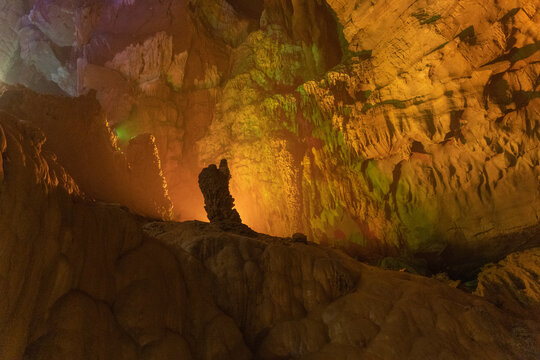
115;127;129;141
114;123;137;143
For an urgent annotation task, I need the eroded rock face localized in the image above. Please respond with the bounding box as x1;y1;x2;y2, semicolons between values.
0;111;250;360
0;0;539;271
1;112;539;359
0;87;173;219
476;247;540;318
197;0;540;271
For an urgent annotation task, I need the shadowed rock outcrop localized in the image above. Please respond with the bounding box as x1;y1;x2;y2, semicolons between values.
476;247;540;319
198;158;257;236
199;159;242;224
0;87;173;220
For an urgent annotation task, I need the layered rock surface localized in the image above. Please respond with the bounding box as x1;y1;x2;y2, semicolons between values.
476;247;540;318
0;0;539;273
1;102;540;359
0;86;173;219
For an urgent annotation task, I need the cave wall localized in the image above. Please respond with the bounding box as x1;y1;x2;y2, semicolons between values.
0;0;539;268
1;111;538;359
0;110;251;360
198;0;540;268
0;87;173;219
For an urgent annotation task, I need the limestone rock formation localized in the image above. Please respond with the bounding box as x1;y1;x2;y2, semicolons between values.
196;0;540;273
292;232;308;243
0;111;249;360
0;86;173;219
476;247;540;318
149;220;540;360
198;158;257;236
199;159;242;224
0;0;539;278
1;1;540;359
1;105;540;360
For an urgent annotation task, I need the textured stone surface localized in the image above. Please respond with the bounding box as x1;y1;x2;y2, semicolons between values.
0;0;538;272
476;247;540;318
0;87;173;219
1;112;539;359
149;220;540;360
200;0;540;272
198;159;242;224
0;112;249;360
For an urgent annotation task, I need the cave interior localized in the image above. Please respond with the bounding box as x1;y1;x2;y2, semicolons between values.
0;0;539;359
